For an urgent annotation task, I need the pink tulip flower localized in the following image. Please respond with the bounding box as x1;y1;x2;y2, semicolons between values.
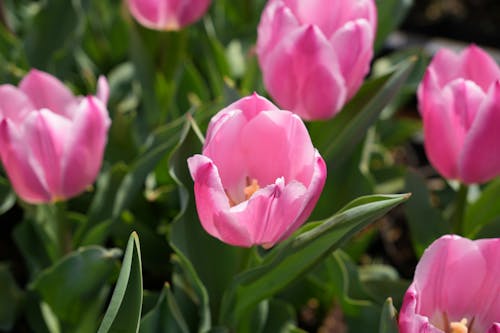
256;0;377;120
0;69;111;204
127;0;211;31
399;235;500;333
187;94;327;247
418;45;500;184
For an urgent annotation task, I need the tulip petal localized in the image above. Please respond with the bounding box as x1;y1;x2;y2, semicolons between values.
330;19;374;98
460;81;500;183
187;154;232;240
460;45;500;92
97;76;109;105
475;239;500;331
0;119;51;203
60;97;110;198
257;2;300;66
202;110;248;203
413;236;487;324
263;25;346;120
0;85;34;123
23;110;75;198
127;0;210;30
487;323;500;333
19;69;76;117
419;74;486;179
282;0;376;38
240;110;315;187
429;45;500;92
399;289;443;333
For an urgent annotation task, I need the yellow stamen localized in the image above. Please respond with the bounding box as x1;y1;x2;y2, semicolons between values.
450;318;468;333
244;178;260;200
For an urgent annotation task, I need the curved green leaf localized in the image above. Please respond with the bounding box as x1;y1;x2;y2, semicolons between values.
98;232;143;333
220;194;410;328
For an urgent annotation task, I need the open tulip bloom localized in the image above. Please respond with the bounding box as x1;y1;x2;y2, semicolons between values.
399;235;500;333
418;45;500;184
187;94;327;247
127;0;212;31
256;0;377;120
0;69;111;204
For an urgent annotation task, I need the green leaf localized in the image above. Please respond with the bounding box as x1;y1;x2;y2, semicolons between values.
378;298;399;333
374;0;414;51
220;193;410;328
0;264;23;330
23;0;84;73
404;171;450;256
98;232;143;333
309;57;416;164
29;246;121;328
139;284;189;333
464;178;500;237
112;116;187;220
0;176;15;215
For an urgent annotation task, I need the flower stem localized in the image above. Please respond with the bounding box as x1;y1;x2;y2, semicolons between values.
451;183;469;236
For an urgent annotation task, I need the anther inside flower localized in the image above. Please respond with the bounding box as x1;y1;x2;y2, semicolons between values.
187;94;327;247
449;318;472;333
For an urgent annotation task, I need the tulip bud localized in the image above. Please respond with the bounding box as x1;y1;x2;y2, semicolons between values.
399;235;500;333
126;0;211;31
187;93;327;247
0;69;111;204
418;45;500;184
256;0;377;120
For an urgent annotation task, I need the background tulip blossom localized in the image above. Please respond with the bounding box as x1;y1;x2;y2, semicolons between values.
127;0;212;31
399;235;500;333
187;94;327;247
418;45;500;184
0;69;111;204
256;0;377;120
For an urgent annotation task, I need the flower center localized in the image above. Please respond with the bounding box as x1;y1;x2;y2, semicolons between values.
450;318;469;333
226;178;261;207
243;178;260;200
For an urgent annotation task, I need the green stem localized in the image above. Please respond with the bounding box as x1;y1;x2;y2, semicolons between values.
451;183;469;236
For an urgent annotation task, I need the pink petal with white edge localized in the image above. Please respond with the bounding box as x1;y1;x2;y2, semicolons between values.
61;97;110;198
22;110;73;198
413;236;487;324
488;323;500;333
284;151;326;239
398;289;443;333
215;178;305;247
330;19;374;98
19;69;76;117
460;81;500;183
0;85;34;123
0;119;51;203
187;154;232;240
97;76;109;105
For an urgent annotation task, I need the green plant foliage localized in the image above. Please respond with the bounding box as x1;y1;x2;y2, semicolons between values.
97;232;143;333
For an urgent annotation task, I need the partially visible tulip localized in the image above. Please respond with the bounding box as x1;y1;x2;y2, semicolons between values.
0;69;111;204
399;235;500;333
418;45;500;184
127;0;211;31
187;94;327;247
256;0;377;120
